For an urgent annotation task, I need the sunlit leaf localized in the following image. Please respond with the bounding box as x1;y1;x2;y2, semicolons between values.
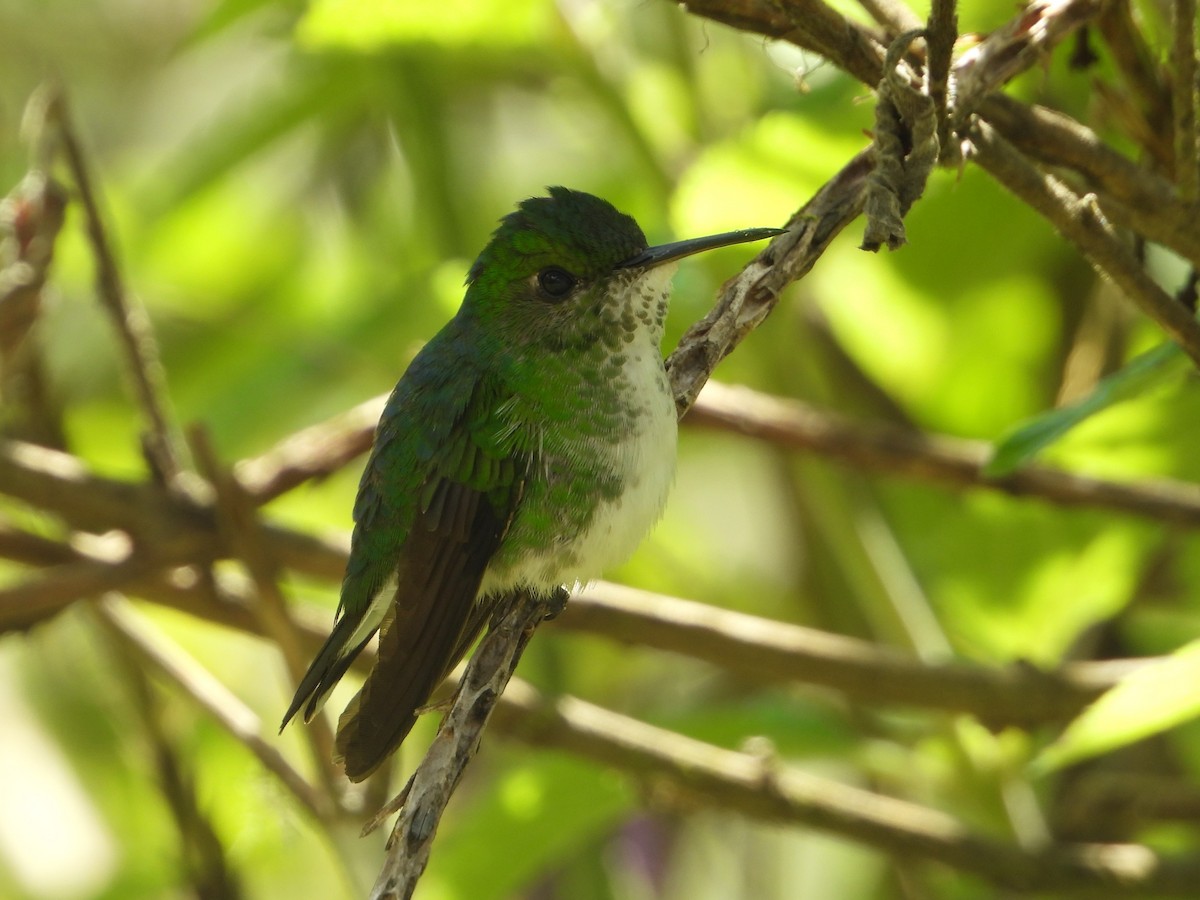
1036;639;1200;772
297;0;551;49
986;341;1187;476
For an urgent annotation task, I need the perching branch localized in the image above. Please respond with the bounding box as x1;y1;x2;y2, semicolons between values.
366;589;565;899
666;150;873;414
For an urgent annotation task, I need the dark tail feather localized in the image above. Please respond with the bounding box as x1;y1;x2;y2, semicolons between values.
332;476;511;781
333;582;489;782
280;615;370;732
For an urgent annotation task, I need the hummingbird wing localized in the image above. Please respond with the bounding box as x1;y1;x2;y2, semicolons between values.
281;346;526;781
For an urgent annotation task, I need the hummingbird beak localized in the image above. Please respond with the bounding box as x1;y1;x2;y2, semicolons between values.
615;226;787;270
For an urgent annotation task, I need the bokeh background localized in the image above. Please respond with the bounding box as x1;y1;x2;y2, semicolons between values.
2;1;1199;898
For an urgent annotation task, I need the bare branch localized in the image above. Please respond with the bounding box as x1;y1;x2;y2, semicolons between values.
367;590;564;900
556;581;1131;726
686;380;1200;526
491;678;1200;895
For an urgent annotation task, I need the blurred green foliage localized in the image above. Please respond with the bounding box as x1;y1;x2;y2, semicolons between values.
2;0;1200;898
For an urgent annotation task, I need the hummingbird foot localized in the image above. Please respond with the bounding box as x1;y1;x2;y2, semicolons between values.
361;773;415;838
543;585;570;621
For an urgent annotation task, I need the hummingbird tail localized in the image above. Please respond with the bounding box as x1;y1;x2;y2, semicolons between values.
333;479;508;782
333;585;490;782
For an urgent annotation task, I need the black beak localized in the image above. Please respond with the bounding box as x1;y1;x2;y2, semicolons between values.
616;227;786;269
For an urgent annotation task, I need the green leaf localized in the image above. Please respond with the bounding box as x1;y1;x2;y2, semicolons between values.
1035;638;1200;772
297;0;551;50
985;341;1187;476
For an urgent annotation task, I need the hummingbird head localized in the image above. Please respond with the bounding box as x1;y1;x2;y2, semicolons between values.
463;186;783;354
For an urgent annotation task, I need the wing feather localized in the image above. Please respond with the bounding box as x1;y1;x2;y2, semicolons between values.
334;477;505;780
282;342;526;781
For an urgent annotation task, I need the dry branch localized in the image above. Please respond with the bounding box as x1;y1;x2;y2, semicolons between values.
492;679;1200;895
0;529;1141;728
1173;0;1199;198
687;381;1200;526
36;88;185;484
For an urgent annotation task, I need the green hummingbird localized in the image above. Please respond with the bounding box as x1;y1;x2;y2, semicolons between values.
281;187;782;781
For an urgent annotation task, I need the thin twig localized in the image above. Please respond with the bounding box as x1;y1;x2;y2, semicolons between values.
925;0;957;153
1172;0;1199;198
686;380;1200;526
42;87;184;484
95;595;333;821
188;424;345;802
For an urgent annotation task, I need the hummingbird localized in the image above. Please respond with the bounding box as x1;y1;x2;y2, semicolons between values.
281;187;782;781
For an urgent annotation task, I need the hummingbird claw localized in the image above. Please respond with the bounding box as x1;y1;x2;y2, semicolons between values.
544;586;570;620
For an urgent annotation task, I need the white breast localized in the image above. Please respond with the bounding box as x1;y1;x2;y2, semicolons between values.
480;263;680;595
556;340;677;585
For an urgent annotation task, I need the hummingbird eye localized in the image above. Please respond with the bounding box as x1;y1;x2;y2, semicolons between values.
536;266;577;300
